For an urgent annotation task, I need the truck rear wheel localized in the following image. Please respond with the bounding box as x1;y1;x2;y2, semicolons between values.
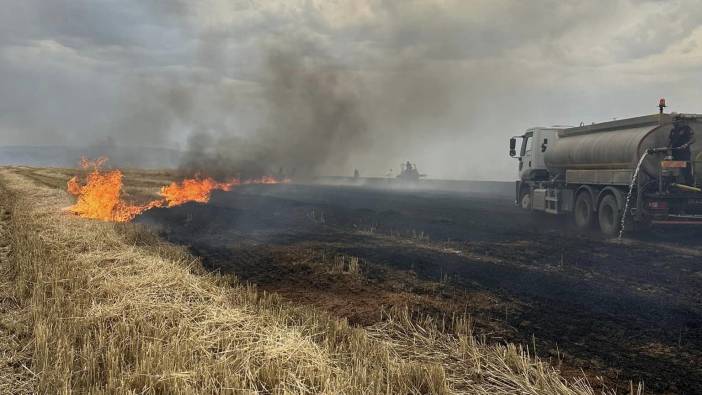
574;192;594;229
598;194;621;237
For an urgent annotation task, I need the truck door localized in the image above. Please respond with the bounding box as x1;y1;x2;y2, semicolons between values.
519;132;534;180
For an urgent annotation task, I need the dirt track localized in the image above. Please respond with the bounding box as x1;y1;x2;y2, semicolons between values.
139;183;702;394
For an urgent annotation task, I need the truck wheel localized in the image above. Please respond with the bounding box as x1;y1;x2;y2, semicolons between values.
598;194;621;237
574;192;594;229
520;190;532;209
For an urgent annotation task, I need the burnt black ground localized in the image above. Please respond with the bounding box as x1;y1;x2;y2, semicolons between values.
138;183;702;394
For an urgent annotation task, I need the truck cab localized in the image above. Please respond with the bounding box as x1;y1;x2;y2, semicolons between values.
510;128;561;181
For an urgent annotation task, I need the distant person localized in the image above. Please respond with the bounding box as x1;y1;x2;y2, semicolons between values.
353;169;359;179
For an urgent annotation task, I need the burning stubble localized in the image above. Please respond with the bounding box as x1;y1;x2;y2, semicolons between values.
66;157;286;222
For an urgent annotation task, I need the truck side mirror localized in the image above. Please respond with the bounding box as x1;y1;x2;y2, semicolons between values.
509;138;516;157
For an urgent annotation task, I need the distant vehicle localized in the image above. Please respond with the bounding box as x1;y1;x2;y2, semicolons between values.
510;99;702;236
396;161;426;182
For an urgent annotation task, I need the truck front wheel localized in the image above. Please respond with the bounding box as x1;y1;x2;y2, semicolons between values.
574;192;595;229
520;189;532;209
598;194;621;237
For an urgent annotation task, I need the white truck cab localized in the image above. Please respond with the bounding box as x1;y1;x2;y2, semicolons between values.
510;127;562;181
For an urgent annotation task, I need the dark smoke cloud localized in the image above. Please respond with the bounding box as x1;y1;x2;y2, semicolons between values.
180;38;371;179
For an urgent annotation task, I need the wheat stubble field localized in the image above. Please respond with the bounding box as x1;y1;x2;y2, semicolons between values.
0;166;602;394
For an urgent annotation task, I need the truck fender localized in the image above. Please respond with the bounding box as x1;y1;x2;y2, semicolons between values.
575;185;598;211
597;187;625;212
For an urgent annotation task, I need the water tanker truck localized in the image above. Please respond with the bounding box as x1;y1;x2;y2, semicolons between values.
510;101;702;236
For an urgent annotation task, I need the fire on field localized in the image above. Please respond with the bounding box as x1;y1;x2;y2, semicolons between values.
0;166;607;394
65;157;287;222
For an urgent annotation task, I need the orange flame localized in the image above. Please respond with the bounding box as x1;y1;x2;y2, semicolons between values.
245;176;283;185
66;157;162;222
66;157;286;222
160;177;239;207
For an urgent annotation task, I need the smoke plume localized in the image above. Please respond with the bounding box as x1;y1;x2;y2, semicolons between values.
180;40;370;179
6;1;702;179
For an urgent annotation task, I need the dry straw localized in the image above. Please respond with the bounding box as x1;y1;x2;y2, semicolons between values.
0;167;607;394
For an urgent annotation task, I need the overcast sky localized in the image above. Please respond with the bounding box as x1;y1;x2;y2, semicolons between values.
2;0;702;180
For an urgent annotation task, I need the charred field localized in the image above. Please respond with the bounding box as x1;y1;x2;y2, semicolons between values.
140;181;702;394
2;165;701;394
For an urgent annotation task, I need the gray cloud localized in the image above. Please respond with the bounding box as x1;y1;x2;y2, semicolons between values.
2;0;702;180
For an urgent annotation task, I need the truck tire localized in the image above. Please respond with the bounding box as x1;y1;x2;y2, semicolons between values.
574;191;594;229
598;194;621;237
520;189;532;209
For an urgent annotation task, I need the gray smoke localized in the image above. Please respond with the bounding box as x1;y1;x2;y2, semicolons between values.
180;39;372;179
4;1;702;179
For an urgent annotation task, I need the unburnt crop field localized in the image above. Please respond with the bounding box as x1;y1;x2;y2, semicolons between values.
1;165;701;394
